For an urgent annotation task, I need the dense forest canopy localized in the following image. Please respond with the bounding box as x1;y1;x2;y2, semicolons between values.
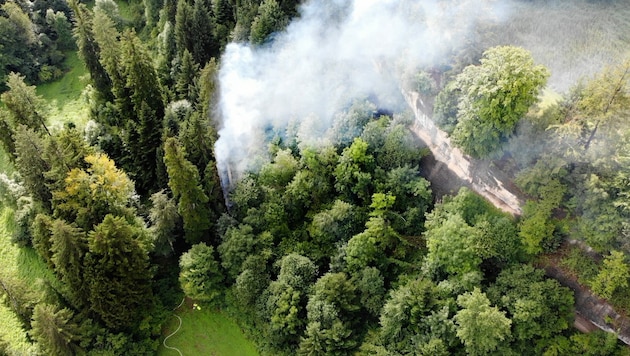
0;0;630;355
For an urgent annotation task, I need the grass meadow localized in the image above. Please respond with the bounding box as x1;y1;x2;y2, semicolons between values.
0;208;54;355
37;51;90;130
158;304;259;356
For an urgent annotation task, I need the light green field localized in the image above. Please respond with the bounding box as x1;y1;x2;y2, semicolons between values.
36;51;90;130
158;305;259;356
0;208;48;355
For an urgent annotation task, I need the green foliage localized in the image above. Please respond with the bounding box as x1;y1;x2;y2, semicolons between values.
590;250;630;300
219;224;269;281
148;190;181;256
69;0;114;101
250;0;287;45
50;218;86;307
559;245;599;286
30;303;79;356
455;288;512;356
487;264;573;349
345;216;398;272
32;213;54;267
1;72;50;134
433;80;461;134
52;153;135;230
299;273;359;354
163;137;212;244
84;215;153;331
519;200;556;256
379;277;452;353
519;180;565;256
0;0;71;88
259;148;300;189
179;243;224;303
13;126;51;208
120;29;164;195
425;213;481;277
566;330;630;356
334;138;375;203
554;60;630;151
328;99;376;146
353;267;386;318
448;46;549;157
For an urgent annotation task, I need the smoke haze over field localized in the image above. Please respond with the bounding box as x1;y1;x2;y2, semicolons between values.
215;0;509;180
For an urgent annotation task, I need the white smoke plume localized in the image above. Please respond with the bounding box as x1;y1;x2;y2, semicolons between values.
215;0;510;183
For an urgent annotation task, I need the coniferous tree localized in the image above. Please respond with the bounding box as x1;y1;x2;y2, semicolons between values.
50;219;87;308
191;0;218;65
13;126;52;209
250;0;287;45
179;242;223;303
163;137;213;244
174;0;194;56
92;8;130;124
68;0;113;101
84;215;153;331
0;110;16;160
32;213;55;268
43;126;94;194
1;73;50;135
149;190;181;256
175;49;199;101
30;304;79;356
120;29;165;195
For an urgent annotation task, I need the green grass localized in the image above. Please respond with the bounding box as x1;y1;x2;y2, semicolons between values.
158;304;259;356
0;208;45;355
37;51;90;130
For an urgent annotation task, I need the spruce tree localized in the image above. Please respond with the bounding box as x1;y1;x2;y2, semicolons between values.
120;29;165;195
84;215;153;331
163;137;212;244
13;126;52;209
1;73;50;135
50;219;87;308
68;0;113;101
30;304;79;356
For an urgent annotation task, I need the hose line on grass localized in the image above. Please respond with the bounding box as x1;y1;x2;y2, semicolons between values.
163;298;185;356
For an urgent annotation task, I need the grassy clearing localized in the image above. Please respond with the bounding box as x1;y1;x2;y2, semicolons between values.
0;208;40;355
37;51;90;130
158;304;258;356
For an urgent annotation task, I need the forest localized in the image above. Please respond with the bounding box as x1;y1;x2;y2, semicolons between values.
0;0;630;355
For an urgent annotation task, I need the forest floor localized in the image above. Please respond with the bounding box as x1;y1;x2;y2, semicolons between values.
157;299;258;356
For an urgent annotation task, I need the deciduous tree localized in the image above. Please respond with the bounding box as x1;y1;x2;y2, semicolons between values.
454;288;512;356
449;46;549;157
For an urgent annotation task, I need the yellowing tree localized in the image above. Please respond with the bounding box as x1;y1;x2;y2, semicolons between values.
53;153;135;230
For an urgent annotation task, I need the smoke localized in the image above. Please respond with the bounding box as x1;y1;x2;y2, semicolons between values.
215;0;511;183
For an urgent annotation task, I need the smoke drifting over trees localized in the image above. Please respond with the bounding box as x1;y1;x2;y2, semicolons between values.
215;0;510;179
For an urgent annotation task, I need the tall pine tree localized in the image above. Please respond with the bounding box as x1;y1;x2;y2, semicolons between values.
163;137;213;244
120;30;165;195
84;214;153;331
